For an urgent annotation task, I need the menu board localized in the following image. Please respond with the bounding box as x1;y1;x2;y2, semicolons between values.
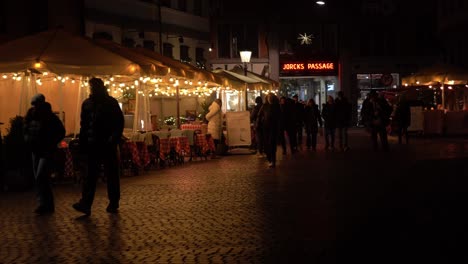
408;106;424;132
225;111;251;147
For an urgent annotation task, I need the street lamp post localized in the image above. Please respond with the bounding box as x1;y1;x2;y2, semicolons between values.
240;50;252;110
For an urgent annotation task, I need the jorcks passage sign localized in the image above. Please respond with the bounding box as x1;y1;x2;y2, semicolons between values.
280;60;338;76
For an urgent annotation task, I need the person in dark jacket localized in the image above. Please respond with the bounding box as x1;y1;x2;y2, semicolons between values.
250;96;264;157
304;98;322;151
24;93;65;215
258;93;281;168
321;95;337;151
72;77;124;215
335;91;352;151
279;97;297;154
292;94;304;149
362;91;392;151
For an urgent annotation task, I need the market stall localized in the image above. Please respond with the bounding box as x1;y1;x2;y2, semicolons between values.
0;28;152;135
401;64;468;135
213;69;273;112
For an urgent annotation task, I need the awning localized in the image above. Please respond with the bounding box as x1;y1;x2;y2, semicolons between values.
0;28;139;76
229;66;279;88
213;69;271;91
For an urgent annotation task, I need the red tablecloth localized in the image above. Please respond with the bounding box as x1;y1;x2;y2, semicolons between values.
121;141;150;168
136;141;150;167
58;146;74;178
195;134;216;154
159;138;171;160
181;124;202;130
159;136;190;160
171;136;190;157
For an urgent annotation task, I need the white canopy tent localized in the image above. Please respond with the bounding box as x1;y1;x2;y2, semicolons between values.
0;28;167;135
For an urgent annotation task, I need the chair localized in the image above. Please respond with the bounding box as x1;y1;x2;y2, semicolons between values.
182;129;195;161
68;138;85;183
193;131;208;161
119;141;138;177
148;134;162;169
169;129;183;137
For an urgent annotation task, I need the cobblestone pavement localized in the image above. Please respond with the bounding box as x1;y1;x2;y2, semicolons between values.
0;128;467;263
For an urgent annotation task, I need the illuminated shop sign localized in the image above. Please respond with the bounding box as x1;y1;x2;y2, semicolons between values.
280;61;338;76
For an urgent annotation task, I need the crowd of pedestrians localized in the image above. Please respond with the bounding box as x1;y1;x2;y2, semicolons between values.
251;90;405;168
22;84;407;215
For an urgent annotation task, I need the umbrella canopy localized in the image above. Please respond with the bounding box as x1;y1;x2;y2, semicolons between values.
134;47;202;81
135;47;228;89
0;28;139;76
93;39;176;77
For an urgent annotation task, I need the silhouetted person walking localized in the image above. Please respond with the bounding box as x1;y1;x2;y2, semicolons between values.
292;94;304;149
304;98;322;151
251;96;264;157
362;91;392;151
73;78;124;215
24;94;65;215
258;93;281;168
335;91;352;151
322;95;337;151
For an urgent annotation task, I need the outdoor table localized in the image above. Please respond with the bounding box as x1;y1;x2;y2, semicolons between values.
171;136;190;157
159;137;171;160
181;124;202;131
194;134;216;157
121;141;142;168
135;141;150;167
159;136;190;161
445;110;468;135
423;110;444;135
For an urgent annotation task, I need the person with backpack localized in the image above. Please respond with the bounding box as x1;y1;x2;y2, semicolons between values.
72;77;124;215
24;93;65;215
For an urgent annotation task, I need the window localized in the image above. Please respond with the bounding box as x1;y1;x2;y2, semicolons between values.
218;24;231;58
160;0;171;7
178;0;187;11
196;48;205;69
163;43;174;58
122;38;135;48
217;23;259;59
193;0;202;16
93;32;113;41
29;0;48;33
144;40;155;51
359;32;370;56
180;45;190;62
0;6;5;33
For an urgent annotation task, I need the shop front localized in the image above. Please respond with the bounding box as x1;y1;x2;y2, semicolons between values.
279;60;339;109
356;73;400;125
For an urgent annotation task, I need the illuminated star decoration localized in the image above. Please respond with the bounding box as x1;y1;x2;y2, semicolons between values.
298;33;314;45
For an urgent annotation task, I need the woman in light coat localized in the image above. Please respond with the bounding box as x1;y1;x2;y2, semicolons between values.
205;98;222;157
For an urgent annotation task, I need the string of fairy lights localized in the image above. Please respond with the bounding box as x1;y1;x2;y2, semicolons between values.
1;71;278;99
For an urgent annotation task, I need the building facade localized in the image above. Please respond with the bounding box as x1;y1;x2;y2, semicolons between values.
0;0;216;128
436;0;468;68
338;0;439;124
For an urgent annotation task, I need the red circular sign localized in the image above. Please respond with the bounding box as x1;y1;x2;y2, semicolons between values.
380;74;393;86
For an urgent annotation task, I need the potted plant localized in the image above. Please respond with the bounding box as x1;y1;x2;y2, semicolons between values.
2;116;34;191
198;101;211;123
